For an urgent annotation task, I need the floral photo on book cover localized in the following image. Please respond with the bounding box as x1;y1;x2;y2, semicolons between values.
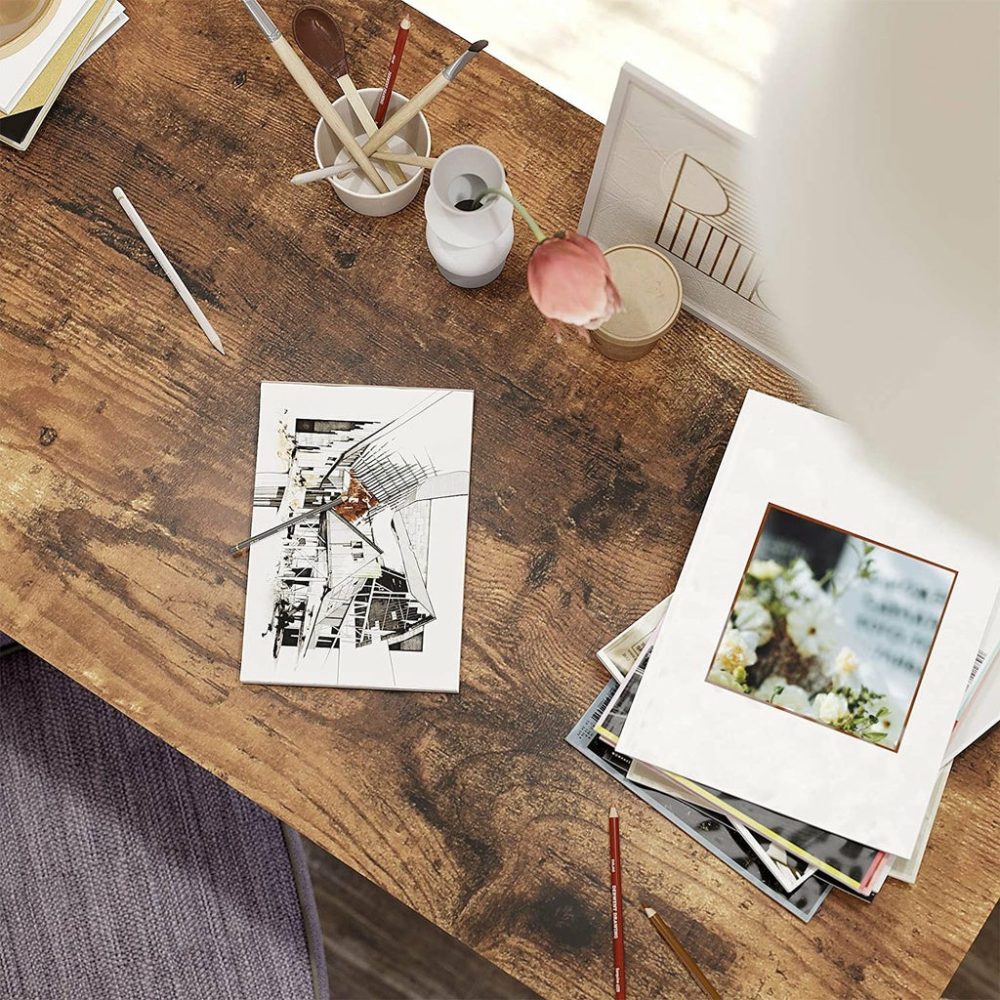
707;504;957;751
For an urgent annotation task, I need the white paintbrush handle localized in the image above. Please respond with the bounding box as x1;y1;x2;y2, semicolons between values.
269;35;388;194
361;72;448;156
291;152;437;186
337;74;407;185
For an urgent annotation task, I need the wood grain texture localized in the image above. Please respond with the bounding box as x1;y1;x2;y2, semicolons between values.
0;3;997;998
303;838;538;999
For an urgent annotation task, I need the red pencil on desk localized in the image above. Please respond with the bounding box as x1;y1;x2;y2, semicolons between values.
374;16;411;126
608;806;627;999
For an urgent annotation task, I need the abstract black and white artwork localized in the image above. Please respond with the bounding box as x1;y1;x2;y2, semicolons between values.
240;383;474;691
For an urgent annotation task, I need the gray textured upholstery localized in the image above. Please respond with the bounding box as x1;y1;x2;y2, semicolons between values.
0;648;329;1000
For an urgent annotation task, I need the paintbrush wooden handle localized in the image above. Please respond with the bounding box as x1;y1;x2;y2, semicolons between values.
269;35;388;194
373;151;436;168
361;72;448;156
337;74;407;185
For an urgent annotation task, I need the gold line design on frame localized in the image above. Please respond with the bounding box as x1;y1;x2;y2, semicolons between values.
655;153;771;314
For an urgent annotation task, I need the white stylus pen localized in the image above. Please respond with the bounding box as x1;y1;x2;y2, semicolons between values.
112;186;225;356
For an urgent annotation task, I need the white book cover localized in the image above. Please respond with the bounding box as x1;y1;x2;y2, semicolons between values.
617;391;999;858
0;0;92;112
239;383;473;692
0;0;120;152
79;2;125;62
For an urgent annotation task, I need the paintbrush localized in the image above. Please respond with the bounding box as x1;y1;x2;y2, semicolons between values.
236;0;388;193
360;40;488;156
290;6;406;187
291;152;437;186
230;495;344;554
337;73;407;185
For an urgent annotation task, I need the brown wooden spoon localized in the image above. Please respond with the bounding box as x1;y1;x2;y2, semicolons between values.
292;5;348;82
292;5;406;185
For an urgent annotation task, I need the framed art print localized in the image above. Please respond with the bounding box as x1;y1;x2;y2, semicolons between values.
579;64;794;375
617;392;999;858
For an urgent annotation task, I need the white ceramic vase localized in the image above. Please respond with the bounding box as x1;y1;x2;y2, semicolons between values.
424;145;514;288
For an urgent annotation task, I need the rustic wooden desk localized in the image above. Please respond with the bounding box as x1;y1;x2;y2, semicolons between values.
1;3;996;997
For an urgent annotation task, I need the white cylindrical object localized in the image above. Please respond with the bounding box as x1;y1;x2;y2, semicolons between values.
424;145;514;288
313;89;430;218
593;244;682;361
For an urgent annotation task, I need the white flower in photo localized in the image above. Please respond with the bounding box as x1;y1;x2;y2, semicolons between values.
864;711;894;739
709;664;746;691
755;675;785;700
774;558;824;608
830;646;862;687
714;627;758;675
854;691;899;744
733;597;774;645
775;685;812;714
813;691;850;724
870;708;899;744
786;598;838;657
755;676;812;713
748;559;783;581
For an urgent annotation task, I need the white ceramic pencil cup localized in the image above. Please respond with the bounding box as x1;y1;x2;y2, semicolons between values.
313;89;431;217
424;145;514;288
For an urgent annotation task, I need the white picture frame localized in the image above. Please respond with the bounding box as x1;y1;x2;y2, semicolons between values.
616;392;1000;858
579;63;795;376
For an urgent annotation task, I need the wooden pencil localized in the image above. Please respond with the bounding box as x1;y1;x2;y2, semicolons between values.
609;807;626;1000
643;906;721;1000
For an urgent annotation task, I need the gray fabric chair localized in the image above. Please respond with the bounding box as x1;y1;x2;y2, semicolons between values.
0;647;329;1000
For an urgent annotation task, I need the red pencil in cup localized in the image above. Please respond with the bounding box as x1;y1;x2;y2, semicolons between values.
374;15;411;126
609;806;627;999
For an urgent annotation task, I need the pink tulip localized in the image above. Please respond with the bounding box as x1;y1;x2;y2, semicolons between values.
474;189;623;336
527;231;622;331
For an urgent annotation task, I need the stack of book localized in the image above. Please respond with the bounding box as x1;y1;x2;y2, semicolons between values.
0;0;127;151
569;391;1000;921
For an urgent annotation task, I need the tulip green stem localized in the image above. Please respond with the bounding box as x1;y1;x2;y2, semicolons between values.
474;188;546;243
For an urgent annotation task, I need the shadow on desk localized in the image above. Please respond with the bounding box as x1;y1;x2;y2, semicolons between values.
302;838;538;999
945;904;1000;1000
304;829;999;1000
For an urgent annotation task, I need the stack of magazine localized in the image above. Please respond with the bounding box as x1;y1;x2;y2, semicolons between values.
569;391;1000;922
1;0;127;151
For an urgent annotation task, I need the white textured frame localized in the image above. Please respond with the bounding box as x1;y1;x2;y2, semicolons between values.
579;63;797;377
